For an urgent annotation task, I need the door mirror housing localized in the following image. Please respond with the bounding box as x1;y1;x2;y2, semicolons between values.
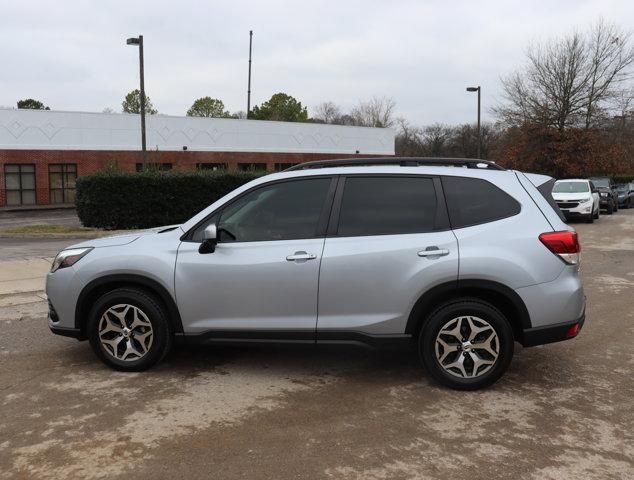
199;224;218;254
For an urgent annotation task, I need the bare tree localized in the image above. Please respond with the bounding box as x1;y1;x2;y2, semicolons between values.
583;19;634;128
395;118;425;156
231;110;247;119
497;20;634;130
423;123;453;156
350;96;396;128
312;101;342;124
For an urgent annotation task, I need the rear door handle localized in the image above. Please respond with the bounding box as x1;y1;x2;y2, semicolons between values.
286;251;317;262
418;248;450;257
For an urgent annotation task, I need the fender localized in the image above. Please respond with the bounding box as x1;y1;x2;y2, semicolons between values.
405;279;531;337
74;274;184;336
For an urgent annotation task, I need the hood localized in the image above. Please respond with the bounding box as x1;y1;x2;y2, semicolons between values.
67;224;182;249
552;192;592;201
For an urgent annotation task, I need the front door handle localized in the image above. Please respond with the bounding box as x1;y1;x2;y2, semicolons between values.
418;247;450;258
286;251;317;262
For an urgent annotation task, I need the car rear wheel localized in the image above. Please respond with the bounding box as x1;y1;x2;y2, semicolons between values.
87;288;172;371
419;298;514;390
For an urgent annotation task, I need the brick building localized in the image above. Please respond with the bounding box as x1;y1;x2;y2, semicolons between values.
0;109;394;207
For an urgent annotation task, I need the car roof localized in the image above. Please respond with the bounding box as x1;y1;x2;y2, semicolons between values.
555;179;589;182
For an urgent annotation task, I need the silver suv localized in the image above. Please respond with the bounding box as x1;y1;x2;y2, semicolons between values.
46;158;585;390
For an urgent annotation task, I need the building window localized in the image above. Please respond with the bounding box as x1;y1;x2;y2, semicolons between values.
238;163;267;172
274;163;298;172
135;163;173;172
197;163;228;171
49;164;77;204
4;164;36;206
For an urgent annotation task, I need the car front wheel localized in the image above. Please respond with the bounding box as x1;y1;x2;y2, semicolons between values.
87;288;172;371
419;299;514;390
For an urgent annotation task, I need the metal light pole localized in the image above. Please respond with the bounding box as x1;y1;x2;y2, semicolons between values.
127;35;147;169
466;86;481;159
247;30;253;119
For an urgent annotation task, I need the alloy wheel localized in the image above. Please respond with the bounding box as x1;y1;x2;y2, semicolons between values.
98;304;154;361
434;316;499;378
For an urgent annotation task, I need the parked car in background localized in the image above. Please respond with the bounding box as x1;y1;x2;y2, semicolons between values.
46;158;586;390
588;177;618;214
615;183;634;209
552;179;600;223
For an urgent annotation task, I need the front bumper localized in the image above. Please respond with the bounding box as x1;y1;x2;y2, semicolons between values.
521;311;585;347
556;201;593;218
48;299;84;339
50;325;83;339
561;210;590;220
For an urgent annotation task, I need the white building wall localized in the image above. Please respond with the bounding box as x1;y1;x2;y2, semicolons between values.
0;109;394;155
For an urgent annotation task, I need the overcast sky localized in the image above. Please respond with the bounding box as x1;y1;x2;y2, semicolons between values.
1;0;632;126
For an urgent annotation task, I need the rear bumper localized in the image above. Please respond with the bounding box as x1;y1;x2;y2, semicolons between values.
520;312;585;347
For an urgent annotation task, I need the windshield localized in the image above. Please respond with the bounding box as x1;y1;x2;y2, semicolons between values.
590;178;610;188
553;181;589;193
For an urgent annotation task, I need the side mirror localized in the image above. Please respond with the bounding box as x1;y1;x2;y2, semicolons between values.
199;224;217;254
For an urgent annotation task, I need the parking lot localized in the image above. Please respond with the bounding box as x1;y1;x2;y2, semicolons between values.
1;211;633;480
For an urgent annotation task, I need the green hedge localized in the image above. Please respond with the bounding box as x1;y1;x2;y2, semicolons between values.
76;170;262;229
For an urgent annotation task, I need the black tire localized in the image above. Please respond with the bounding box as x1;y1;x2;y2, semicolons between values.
87;288;172;371
587;213;594;223
418;298;514;390
606;203;613;215
593;207;599;219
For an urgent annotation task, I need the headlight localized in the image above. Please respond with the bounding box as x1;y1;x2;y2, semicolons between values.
600;192;608;197
580;197;592;204
51;247;93;273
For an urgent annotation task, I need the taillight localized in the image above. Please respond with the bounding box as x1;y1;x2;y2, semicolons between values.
539;231;580;265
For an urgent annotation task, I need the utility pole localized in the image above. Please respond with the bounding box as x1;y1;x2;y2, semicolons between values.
247;30;253;119
127;35;148;168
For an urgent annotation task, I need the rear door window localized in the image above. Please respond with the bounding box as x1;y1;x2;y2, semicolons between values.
336;176;438;236
442;176;521;228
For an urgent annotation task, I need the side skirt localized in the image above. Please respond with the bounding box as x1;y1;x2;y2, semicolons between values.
175;330;413;350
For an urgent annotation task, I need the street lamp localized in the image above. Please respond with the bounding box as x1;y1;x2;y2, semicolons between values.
466;86;481;159
127;35;147;169
247;30;253;119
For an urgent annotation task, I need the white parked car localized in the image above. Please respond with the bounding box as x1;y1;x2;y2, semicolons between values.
552;179;600;223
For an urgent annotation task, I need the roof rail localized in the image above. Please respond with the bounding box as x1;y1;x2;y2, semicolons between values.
284;157;505;171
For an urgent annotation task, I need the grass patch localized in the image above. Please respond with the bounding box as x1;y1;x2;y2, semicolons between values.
0;224;97;234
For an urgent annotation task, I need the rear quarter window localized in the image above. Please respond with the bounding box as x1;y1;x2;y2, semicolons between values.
442;176;521;229
537;178;566;222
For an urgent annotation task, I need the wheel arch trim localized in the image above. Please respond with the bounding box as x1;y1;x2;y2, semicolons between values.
74;274;184;337
405;279;532;338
